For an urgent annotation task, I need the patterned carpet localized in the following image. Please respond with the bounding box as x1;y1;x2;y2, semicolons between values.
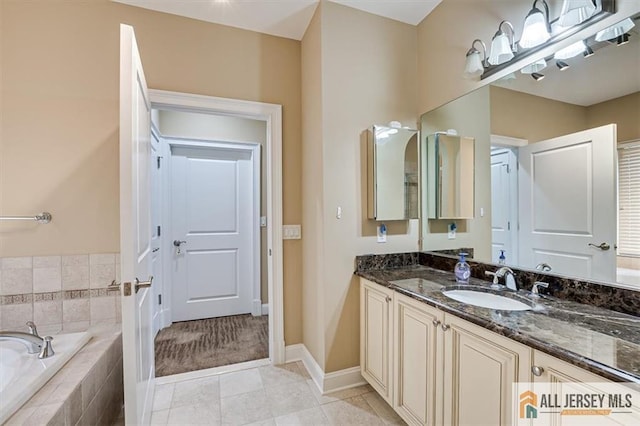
154;314;269;377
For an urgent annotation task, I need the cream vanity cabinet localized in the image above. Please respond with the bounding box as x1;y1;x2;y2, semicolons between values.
391;291;531;426
360;279;394;403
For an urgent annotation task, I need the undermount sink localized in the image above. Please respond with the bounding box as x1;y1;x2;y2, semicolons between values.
443;289;532;311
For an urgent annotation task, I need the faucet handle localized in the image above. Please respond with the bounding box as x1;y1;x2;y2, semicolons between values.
38;336;54;359
484;270;499;284
532;281;549;295
26;321;39;337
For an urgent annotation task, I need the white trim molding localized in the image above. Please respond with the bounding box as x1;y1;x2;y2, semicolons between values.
149;89;284;364
285;344;366;394
490;134;528;148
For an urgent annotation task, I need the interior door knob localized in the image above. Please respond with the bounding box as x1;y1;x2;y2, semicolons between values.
588;242;610;251
135;276;153;293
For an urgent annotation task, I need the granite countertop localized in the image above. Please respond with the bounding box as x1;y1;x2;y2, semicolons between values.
356;265;640;383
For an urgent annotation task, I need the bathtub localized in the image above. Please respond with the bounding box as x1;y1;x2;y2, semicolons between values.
0;331;91;424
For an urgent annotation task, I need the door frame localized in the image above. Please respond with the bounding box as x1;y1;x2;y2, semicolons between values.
149;89;285;364
167;138;262;321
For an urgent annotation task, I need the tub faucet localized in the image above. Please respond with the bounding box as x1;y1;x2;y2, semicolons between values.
0;323;54;359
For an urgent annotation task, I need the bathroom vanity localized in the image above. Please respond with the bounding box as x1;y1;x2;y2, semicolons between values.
356;253;640;426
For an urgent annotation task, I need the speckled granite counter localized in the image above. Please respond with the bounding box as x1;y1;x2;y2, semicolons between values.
356;265;640;384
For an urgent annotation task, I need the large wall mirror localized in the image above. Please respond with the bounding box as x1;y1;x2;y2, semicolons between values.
420;12;640;290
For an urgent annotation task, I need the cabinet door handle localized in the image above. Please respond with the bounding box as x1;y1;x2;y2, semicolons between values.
441;323;450;331
531;365;545;376
385;296;392;303
432;319;441;327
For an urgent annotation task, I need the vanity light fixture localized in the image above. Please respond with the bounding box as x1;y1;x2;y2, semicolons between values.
556;60;571;70
558;0;597;27
520;0;552;49
532;72;546;81
583;46;595;57
595;17;635;41
488;21;517;65
554;40;587;59
616;33;631;46
464;39;488;79
520;58;547;74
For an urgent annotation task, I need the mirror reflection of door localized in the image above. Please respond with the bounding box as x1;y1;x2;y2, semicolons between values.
518;125;617;283
490;148;518;265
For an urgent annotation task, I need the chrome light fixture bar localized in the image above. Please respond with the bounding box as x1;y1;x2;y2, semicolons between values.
480;0;614;79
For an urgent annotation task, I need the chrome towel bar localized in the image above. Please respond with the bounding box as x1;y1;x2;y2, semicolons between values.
0;212;52;224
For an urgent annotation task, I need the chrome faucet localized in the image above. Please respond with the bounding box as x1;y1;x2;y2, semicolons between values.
485;266;518;291
535;263;552;272
0;322;54;359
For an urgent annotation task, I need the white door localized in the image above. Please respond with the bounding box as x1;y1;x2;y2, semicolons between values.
119;25;155;425
518;124;617;282
491;149;518;265
171;144;258;322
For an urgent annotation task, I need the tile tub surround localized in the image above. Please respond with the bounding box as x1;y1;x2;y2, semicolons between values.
355;265;640;383
354;251;640;317
5;324;124;425
0;254;121;332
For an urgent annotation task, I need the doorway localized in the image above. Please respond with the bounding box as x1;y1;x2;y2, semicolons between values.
147;90;285;378
490;147;519;265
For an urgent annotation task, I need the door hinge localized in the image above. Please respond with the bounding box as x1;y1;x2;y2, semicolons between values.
505;164;510;173
157;225;161;236
158;294;162;305
157;156;162;169
507;221;511;231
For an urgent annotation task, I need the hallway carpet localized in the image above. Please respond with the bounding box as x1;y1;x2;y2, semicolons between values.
154;314;269;377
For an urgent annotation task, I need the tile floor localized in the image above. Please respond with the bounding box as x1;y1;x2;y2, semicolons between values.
150;361;406;425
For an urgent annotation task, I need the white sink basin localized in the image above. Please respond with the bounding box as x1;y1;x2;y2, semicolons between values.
443;289;532;311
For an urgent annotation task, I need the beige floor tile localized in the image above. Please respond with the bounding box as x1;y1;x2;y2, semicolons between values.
361;391;406;425
307;380;373;405
153;383;175;411
245;419;276;426
259;362;307;388
274;406;330;426
265;380;319;418
321;396;385;426
171;376;220;408
220;368;263;398
167;402;221;425
150;409;170;426
221;389;272;425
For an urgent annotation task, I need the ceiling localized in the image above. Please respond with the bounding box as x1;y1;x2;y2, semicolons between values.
112;0;442;40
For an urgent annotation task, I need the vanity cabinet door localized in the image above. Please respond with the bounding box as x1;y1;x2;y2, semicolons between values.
393;293;443;426
360;278;394;403
442;314;532;426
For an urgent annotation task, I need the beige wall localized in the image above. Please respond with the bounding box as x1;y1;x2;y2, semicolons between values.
0;0;302;344
588;92;640;143
301;5;325;368
490;86;589;143
156;110;269;304
490;88;640;144
302;1;419;373
421;86;492;261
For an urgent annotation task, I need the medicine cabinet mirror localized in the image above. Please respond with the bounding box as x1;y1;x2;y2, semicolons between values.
425;133;476;219
367;125;419;221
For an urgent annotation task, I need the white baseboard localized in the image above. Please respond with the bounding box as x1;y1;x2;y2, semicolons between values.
284;344;365;395
262;303;269;315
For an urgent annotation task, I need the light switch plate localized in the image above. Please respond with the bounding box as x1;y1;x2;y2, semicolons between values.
260;216;267;227
283;224;301;240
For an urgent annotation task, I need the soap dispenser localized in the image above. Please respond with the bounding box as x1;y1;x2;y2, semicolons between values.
454;252;471;284
498;250;506;265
